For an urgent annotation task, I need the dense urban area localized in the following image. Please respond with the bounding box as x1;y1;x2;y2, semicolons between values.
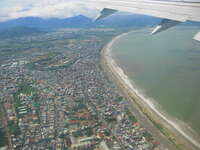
0;28;161;150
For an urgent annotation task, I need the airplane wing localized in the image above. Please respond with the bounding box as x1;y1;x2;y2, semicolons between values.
87;0;200;41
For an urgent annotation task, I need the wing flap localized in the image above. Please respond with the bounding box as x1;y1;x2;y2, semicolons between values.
95;8;117;21
151;19;180;35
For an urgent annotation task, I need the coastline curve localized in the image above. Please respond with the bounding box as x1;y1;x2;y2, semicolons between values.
102;31;200;150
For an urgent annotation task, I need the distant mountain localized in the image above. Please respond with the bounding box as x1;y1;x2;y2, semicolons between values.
0;15;92;30
97;14;161;28
0;26;43;39
0;14;198;31
0;14;161;30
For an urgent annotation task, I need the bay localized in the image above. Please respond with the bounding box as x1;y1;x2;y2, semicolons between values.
111;27;200;134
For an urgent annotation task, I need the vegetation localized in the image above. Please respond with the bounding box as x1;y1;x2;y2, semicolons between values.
18;83;35;95
72;104;86;112
0;27;43;39
126;109;137;123
144;112;182;150
0;127;8;147
84;128;93;136
73;130;83;137
26;52;77;71
13;82;35;118
8;120;21;136
59;133;66;139
75;97;85;103
143;131;153;141
106;117;117;123
0;106;8;147
104;129;111;136
115;96;123;102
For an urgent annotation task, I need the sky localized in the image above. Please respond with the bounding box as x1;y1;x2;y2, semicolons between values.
0;0;100;22
1;0;199;22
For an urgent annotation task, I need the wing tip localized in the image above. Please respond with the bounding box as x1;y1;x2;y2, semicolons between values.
193;32;200;42
151;19;181;35
151;25;162;35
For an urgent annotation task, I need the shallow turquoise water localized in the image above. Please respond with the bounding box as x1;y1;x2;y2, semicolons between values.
112;27;200;134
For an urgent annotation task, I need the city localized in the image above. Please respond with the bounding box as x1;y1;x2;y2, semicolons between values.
0;28;160;150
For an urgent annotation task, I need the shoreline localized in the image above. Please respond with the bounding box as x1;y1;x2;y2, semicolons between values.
101;31;200;150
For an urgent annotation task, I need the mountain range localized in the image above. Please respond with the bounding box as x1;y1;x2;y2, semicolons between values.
0;14;162;31
0;14;199;39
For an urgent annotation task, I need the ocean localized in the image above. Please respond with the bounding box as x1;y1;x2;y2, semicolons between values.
111;27;200;135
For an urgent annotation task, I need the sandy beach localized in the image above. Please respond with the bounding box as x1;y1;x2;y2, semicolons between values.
101;31;200;150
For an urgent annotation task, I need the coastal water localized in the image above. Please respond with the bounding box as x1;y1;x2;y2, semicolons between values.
111;27;200;135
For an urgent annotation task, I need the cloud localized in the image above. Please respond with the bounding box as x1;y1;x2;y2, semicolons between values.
0;0;100;22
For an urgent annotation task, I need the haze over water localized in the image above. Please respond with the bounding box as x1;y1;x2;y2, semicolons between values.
111;27;200;135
